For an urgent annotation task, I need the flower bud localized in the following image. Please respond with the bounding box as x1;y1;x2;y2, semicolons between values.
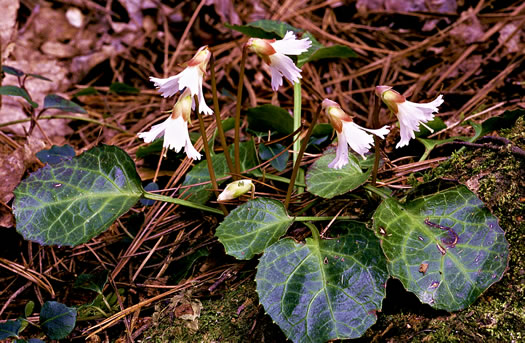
171;88;193;122
217;179;254;201
375;85;405;114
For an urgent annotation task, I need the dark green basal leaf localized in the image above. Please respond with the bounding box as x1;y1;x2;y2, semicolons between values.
73;87;99;97
373;184;509;311
109;82;140;94
247;104;294;135
0;85;38;108
2;65;24;77
74;270;109;293
172;247;209;282
297;32;356;67
216;198;293;260
181;141;258;204
14;145;143;246
226;20;299;39
140;182;159;206
306;149;372;198
470;108;524;142
40;301;77;340
36;144;76;165
43;94;87;114
0;319;21;339
256;222;388;342
259;143;289;172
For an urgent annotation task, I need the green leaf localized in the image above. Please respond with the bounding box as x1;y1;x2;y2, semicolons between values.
259;143;289;172
470;108;524;142
0;319;21;339
414;117;447;138
216;198;293;260
172;248;210;282
40;301;77;340
14;145;143;246
181;141;258;204
140;182;159;206
373;184;509;311
247;104;294;135
306;149;372;198
43;94;87;114
2;65;24;77
36;145;76;165
73;87;99;97
74;270;109;293
27;73;52;82
109;82;140;94
0;85;38;108
226;20;299;39
24;301;35;318
417;136;470;162
297;32;356;67
256;222;388;342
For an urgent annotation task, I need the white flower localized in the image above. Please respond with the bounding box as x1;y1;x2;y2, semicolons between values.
246;31;311;91
376;86;444;148
138;89;201;160
322;99;389;169
217;179;254;201
149;46;213;115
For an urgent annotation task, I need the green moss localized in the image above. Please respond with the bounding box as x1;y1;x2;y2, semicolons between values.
140;278;285;343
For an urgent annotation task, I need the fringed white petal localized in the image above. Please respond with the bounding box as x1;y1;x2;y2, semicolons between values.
268;53;302;91
395;94;443;148
138;120;169;143
359;125;390;139
328;132;349;169
177;66;202;96
196;77;213;115
270;31;312;55
150;75;182;98
342;122;376;159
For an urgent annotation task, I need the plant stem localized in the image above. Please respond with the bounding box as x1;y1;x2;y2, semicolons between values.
142;192;224;215
293;81;302;165
293;81;305;194
195;95;228;215
370;95;382;186
363;184;391;199
0;115;130;134
284;104;321;210
304;222;320;243
209;51;235;175
233;45;248;179
295;216;354;222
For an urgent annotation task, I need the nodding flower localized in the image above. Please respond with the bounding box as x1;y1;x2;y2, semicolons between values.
138;88;201;160
322;99;390;169
376;86;444;148
150;46;213;115
246;31;311;91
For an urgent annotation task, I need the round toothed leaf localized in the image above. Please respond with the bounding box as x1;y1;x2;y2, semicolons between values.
0;319;21;339
215;197;293;260
306;150;371;198
373;184;509;311
40;301;77;340
256;222;388;342
13;145;143;246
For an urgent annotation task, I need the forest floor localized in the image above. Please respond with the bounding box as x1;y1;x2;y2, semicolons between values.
0;0;523;342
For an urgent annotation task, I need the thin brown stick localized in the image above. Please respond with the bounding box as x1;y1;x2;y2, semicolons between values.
233;45;248;178
195;95;229;215
210;52;235;174
284;105;321;210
